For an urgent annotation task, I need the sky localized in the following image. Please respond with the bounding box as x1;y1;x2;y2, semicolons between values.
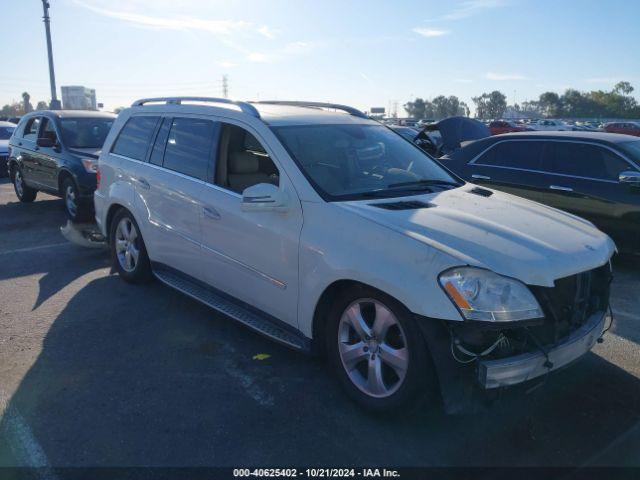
1;0;640;115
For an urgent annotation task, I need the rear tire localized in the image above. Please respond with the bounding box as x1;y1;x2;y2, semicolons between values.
110;209;152;284
325;285;436;412
12;166;37;203
62;177;92;223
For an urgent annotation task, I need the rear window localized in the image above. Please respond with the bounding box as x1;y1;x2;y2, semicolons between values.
475;141;544;170
111;116;160;160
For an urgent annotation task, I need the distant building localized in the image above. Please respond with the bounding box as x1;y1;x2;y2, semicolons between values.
61;86;97;110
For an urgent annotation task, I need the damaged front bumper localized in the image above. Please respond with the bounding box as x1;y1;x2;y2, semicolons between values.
477;310;609;389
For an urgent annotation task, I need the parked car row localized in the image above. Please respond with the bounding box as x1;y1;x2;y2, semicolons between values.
4;99;625;414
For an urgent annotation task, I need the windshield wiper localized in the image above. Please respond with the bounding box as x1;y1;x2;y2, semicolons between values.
387;179;462;189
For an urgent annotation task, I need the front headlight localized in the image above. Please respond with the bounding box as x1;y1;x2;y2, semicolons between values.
439;267;543;322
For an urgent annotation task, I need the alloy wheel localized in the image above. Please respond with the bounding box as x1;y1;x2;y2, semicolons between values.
15;171;23;197
337;299;409;398
115;217;140;273
65;185;77;217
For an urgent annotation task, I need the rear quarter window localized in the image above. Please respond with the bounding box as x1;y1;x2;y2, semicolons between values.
111;116;160;161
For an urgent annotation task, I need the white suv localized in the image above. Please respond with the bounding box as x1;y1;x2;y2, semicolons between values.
95;98;615;412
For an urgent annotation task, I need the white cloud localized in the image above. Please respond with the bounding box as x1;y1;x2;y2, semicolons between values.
412;28;450;37
258;25;280;39
217;60;238;68
453;78;473;83
485;71;527;80
282;41;312;54
427;0;507;22
246;52;271;63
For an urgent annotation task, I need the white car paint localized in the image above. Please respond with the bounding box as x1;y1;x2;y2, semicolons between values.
95;102;615;341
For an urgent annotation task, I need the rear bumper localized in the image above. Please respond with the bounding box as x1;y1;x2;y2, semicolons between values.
477;310;608;389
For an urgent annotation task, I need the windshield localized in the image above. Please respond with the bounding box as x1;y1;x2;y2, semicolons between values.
60;117;114;148
272;124;461;200
0;126;15;140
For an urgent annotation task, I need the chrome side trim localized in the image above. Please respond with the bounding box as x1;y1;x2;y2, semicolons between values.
468;138;640;181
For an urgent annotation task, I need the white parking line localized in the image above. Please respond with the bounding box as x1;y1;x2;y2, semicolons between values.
0;242;70;256
0;390;58;480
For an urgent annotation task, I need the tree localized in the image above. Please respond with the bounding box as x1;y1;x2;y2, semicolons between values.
35;101;48;111
538;91;561;117
22;92;33;114
614;81;633;95
472;90;507;119
404;95;469;120
404;98;426;119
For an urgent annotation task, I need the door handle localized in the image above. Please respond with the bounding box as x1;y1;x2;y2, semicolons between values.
472;174;491;180
134;177;150;189
549;185;573;192
203;206;221;220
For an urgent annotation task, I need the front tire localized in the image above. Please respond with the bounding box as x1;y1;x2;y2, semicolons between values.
325;286;435;412
62;177;92;223
110;209;152;284
12;167;37;203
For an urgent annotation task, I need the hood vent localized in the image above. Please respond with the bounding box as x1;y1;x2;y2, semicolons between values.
370;200;433;210
469;187;493;197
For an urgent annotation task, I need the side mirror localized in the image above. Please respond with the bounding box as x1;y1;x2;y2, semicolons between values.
619;170;640;187
241;183;289;212
36;137;55;148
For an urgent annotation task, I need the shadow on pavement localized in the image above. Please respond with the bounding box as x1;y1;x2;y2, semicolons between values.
1;274;639;468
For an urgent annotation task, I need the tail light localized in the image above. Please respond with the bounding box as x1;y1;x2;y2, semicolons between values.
96;166;101;189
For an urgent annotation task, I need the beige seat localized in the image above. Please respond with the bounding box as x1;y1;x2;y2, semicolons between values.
227;151;274;194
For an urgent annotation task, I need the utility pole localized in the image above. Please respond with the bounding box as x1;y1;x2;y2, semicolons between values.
222;74;229;99
41;1;61;109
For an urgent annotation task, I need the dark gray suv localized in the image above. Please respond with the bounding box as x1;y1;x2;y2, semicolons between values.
7;110;115;222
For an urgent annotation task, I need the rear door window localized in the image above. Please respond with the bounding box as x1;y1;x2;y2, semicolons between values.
162;117;218;180
475;141;544;170
111;116;160;161
543;142;630;181
22;117;41;141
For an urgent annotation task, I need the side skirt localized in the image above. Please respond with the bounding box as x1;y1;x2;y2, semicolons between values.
151;262;312;353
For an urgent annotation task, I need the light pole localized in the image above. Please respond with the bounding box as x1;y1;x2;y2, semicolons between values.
42;0;61;110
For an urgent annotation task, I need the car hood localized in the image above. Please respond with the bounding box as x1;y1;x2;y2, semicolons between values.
424;116;489;153
68;147;101;159
338;186;615;287
0;140;8;154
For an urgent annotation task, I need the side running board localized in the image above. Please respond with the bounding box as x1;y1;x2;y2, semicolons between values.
153;266;311;352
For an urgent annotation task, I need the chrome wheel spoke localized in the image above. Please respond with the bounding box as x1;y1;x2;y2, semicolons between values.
339;341;368;371
366;356;386;395
379;344;408;377
129;246;139;265
337;298;409;399
344;304;372;340
372;303;395;340
124;250;132;270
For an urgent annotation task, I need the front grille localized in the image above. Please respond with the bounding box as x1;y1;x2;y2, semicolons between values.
529;264;611;345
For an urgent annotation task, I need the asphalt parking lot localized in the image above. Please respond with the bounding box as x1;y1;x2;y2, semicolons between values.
0;177;638;470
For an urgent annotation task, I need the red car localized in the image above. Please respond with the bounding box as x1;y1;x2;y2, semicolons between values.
604;121;640;136
489;120;528;135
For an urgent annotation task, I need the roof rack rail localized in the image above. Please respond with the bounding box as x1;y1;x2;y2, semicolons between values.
131;97;260;118
252;101;368;119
